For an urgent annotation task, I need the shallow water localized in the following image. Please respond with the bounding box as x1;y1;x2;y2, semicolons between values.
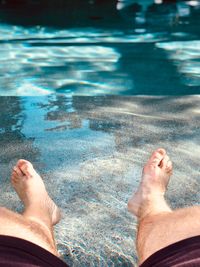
1;95;200;266
0;0;200;95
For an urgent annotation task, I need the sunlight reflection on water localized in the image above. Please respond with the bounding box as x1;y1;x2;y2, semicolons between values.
156;40;200;86
0;0;200;95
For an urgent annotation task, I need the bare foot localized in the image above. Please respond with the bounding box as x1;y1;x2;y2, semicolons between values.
128;148;173;218
11;159;61;226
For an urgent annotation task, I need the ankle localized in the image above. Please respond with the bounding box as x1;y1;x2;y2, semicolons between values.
23;211;53;228
137;197;172;220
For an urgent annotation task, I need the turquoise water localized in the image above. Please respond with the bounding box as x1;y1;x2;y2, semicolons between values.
0;0;200;95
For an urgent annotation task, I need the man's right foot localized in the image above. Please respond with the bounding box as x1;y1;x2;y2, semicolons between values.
11;159;61;226
128;148;173;217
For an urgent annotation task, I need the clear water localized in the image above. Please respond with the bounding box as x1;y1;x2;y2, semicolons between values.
0;0;200;95
1;95;200;266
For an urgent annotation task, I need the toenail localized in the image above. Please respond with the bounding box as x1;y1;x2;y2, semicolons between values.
157;148;166;155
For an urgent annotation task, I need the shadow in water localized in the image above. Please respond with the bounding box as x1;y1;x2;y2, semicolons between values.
0;0;199;32
37;94;200;150
0;0;121;28
0;97;39;164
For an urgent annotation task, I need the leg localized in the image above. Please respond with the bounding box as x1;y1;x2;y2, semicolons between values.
128;148;200;265
0;159;61;256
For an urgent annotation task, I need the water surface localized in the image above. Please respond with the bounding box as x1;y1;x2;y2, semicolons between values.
0;0;200;95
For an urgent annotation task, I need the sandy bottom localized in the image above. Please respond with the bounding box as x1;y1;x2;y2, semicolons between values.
0;95;200;266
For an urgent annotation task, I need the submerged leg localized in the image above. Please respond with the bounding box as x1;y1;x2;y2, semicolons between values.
0;159;61;256
128;148;200;264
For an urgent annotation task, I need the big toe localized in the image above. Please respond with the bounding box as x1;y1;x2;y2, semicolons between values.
16;159;35;177
147;148;166;167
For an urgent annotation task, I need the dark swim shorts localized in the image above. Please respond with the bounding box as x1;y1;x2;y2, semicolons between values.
140;235;200;267
0;235;69;267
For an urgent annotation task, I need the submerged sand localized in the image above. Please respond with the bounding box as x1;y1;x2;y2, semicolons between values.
0;95;200;266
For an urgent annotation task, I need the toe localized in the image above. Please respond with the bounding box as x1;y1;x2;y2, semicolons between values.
17;159;34;177
11;171;18;179
17;159;33;168
12;166;24;177
159;154;173;174
166;160;173;174
147;148;166;167
11;170;19;184
159;154;169;169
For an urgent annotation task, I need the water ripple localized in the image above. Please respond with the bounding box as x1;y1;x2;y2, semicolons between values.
156;40;200;87
0;7;200;95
